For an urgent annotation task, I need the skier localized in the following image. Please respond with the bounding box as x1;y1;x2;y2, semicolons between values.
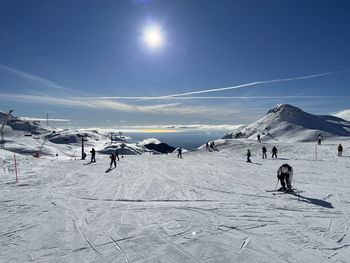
276;163;293;192
272;146;278;158
177;147;183;158
246;149;252;163
115;148;120;161
318;134;322;145
257;134;261;143
205;142;209;150
90;148;96;163
109;152;117;168
262;146;267;159
210;141;215;150
337;144;343;156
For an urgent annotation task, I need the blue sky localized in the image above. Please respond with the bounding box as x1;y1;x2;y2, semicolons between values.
1;0;350;128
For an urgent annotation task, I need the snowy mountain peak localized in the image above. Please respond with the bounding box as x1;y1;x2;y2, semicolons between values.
223;104;350;142
266;104;303;115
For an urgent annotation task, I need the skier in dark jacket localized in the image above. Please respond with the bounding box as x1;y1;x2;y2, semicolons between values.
272;146;278;158
262;146;267;159
177;147;183;158
318;134;322;145
257;134;261;143
246;149;252;163
337;144;343;156
110;152;117;168
90;148;96;163
277;163;293;192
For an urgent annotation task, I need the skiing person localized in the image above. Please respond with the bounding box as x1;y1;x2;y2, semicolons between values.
318;134;322;145
277;163;293;192
109;152;117;168
272;146;278;158
206;142;209;150
337;144;343;156
257;134;261;143
210;141;215;150
246;149;252;163
177;147;183;158
115;148;120;161
262;146;267;159
90;148;96;163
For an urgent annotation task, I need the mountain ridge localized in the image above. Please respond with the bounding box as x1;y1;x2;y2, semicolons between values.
222;104;350;142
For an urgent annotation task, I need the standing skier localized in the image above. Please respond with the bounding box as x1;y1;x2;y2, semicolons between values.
318;134;322;145
246;149;252;163
177;147;183;158
90;148;96;163
337;144;343;156
277;163;293;192
257;134;261;143
262;146;267;159
109;152;117;168
115;148;120;161
272;146;278;158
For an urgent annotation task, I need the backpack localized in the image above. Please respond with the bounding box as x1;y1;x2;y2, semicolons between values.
281;165;290;174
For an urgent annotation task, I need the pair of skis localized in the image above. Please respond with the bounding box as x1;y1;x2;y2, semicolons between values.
266;189;304;195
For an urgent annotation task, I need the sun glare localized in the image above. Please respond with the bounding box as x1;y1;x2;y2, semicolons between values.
143;26;164;48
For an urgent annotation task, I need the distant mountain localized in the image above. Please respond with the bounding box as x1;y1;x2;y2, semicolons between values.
222;104;350;142
0;110;175;156
0;110;49;135
144;142;176;154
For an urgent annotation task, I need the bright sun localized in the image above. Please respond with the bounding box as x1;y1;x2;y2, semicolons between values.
143;26;164;48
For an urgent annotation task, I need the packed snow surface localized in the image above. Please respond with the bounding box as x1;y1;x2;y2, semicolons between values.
1;138;350;262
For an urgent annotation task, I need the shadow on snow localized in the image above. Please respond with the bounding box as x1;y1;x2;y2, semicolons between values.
289;192;334;208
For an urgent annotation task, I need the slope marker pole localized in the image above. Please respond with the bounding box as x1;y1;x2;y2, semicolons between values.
14;154;18;182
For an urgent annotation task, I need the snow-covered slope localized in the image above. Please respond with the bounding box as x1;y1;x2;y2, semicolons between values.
223;104;350;142
335;109;350;121
1;139;350;262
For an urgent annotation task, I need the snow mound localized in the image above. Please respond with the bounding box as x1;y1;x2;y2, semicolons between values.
138;138;161;146
335;109;350;121
223;104;350;142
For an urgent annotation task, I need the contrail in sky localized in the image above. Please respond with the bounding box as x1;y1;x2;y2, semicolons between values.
155;70;350;99
77;69;350;100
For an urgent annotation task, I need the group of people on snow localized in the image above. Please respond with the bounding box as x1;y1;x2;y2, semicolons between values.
85;148;120;168
246;146;278;162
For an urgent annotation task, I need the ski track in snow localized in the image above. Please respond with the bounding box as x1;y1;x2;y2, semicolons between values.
1;140;350;262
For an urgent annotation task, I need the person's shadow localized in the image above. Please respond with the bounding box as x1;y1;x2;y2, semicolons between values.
288;192;334;208
105;166;116;173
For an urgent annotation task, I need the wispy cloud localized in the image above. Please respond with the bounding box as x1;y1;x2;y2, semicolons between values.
69;124;244;133
2;67;349;121
0;64;76;93
80;95;349;100
0;92;227;117
71;70;350;101
19;117;70;122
